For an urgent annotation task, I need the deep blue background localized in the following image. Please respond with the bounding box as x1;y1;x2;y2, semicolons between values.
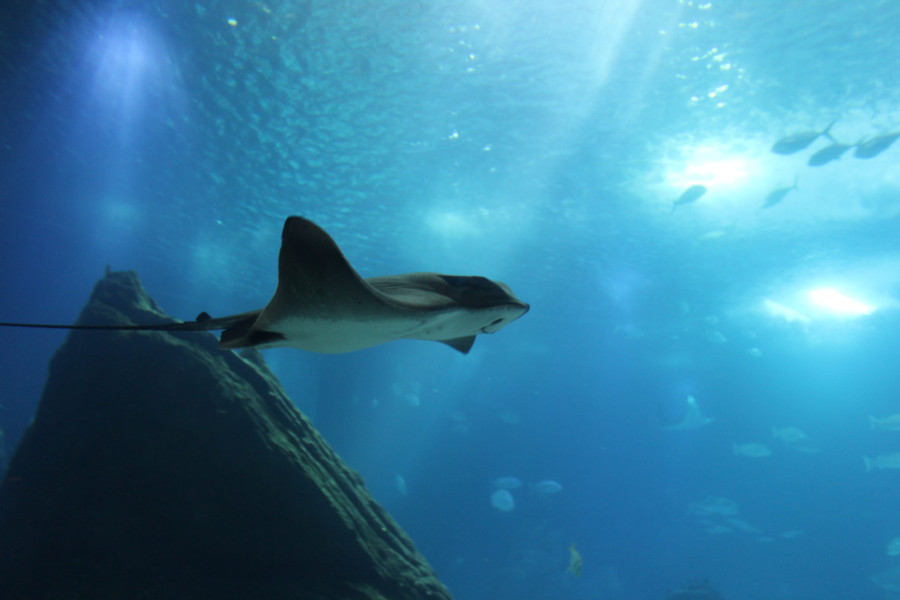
3;1;900;599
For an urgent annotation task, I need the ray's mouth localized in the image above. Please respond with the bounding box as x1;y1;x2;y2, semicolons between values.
481;317;506;334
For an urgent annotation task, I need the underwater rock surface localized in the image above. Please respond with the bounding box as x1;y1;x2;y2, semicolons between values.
0;271;451;600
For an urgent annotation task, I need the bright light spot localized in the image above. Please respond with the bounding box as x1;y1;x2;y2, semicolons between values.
764;299;811;323
663;143;758;197
84;13;183;144
102;199;140;226
425;211;479;237
684;157;747;185
227;18;238;26
808;288;874;316
651;138;768;214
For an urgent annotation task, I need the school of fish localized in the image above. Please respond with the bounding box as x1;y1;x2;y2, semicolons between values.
670;120;898;212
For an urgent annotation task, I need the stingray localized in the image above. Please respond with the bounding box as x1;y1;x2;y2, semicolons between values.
0;216;529;354
662;395;714;430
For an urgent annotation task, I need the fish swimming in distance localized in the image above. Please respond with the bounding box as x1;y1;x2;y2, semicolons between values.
771;426;809;444
394;474;408;496
671;184;707;213
688;496;739;518
807;142;853;166
532;480;563;494
492;476;523;490
854;131;900;159
0;216;529;354
759;176;799;209
864;452;900;472
872;565;900;593
724;517;761;534
870;414;900;431
732;442;772;458
490;489;515;512
771;118;838;154
888;536;900;556
771;426;820;453
567;543;583;577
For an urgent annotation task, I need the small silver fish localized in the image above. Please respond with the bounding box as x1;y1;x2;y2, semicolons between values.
490;489;515;512
532;480;563;494
864;452;900;472
732;442;772;458
807;142;852;166
760;176;799;209
870;414;900;431
671;184;707;213
771;118;837;155
492;476;523;490
888;536;900;556
854;132;900;159
771;426;809;444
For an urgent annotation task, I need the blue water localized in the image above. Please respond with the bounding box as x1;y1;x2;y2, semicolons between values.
2;1;900;598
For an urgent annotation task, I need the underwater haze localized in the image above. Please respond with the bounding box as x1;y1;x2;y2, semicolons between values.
2;0;900;598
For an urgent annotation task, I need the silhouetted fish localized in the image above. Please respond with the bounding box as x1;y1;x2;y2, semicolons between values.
671;184;707;213
808;142;852;166
760;176;799;209
771;118;838;155
854;132;900;159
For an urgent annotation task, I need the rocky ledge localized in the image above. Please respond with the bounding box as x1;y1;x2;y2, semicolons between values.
0;271;451;600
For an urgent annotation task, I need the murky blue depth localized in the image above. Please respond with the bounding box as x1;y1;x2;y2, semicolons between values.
2;1;900;598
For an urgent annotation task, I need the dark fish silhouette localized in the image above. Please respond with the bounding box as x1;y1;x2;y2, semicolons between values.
854;132;900;159
671;184;707;213
0;217;530;354
771;118;838;155
808;142;853;167
760;176;799;209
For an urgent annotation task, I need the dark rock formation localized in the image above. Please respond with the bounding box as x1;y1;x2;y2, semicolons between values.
0;271;452;600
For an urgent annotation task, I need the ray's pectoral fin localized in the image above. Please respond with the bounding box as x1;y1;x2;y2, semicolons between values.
440;336;477;354
271;216;380;314
217;216;385;351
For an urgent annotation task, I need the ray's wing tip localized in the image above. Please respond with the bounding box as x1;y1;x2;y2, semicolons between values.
282;216;340;249
283;215;319;234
